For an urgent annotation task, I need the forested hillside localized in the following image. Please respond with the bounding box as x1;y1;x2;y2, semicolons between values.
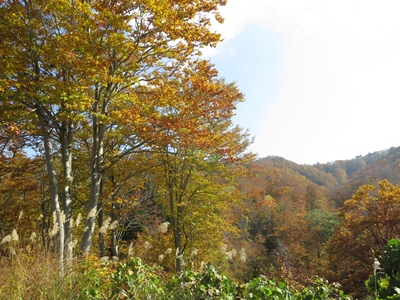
243;146;400;297
2;140;400;298
257;146;400;207
1;0;400;299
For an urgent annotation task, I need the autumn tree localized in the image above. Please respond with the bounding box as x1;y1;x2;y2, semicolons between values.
0;153;42;241
94;152;159;258
0;0;103;267
0;0;228;268
231;158;342;285
138;60;253;272
326;179;400;298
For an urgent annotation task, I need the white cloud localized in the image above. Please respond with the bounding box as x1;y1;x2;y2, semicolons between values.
211;0;400;164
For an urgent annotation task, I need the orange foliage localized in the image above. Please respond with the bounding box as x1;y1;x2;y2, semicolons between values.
326;180;400;298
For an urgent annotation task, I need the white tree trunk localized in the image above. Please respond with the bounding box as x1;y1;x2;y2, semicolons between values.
80;119;105;255
37;108;64;272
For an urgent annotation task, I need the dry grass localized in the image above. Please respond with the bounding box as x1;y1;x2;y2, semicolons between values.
0;244;80;300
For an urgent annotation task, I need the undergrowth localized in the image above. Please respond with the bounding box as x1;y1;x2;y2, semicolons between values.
0;248;351;300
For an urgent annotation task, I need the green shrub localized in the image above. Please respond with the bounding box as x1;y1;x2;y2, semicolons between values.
167;264;350;300
300;276;351;300
238;275;350;300
110;257;166;299
367;238;400;299
0;248;350;299
239;276;296;299
167;264;236;299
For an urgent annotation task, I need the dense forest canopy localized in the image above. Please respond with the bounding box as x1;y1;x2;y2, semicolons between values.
0;0;250;270
1;1;400;299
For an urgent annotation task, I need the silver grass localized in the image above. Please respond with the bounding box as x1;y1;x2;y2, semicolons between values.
75;213;82;228
191;248;198;256
18;211;23;221
109;220;118;230
9;246;16;256
11;229;18;242
1;229;20;244
49;212;59;238
99;217;111;234
239;248;247;263
99;256;109;262
200;261;206;272
143;241;152;251
87;208;96;219
158;222;170;234
220;244;227;254
0;234;12;245
30;232;36;243
128;242;134;256
70;218;74;228
60;211;66;225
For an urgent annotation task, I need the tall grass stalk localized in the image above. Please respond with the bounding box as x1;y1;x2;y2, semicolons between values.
0;249;70;299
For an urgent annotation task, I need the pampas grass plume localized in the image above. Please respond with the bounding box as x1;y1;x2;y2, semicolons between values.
60;211;65;225
18;211;23;222
99;217;111;234
0;229;19;245
30;232;36;243
109;220;118;230
75;213;82;228
49;212;59;238
143;241;152;251
11;229;18;242
231;248;237;257
0;234;12;245
128;242;133;256
87;208;96;219
239;248;247;263
158;222;169;234
220;244;227;254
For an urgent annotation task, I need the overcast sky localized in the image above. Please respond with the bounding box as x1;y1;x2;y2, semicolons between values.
205;0;400;165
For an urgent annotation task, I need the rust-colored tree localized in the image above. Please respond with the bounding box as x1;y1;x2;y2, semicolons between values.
326;179;400;298
138;60;253;272
0;0;228;269
233;159;339;286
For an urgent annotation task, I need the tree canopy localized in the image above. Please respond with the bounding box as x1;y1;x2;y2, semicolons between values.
0;0;250;270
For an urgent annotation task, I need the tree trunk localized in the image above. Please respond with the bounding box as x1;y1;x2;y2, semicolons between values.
80;118;106;255
169;183;182;272
98;209;106;257
60;120;74;268
110;229;118;257
37;108;64;272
